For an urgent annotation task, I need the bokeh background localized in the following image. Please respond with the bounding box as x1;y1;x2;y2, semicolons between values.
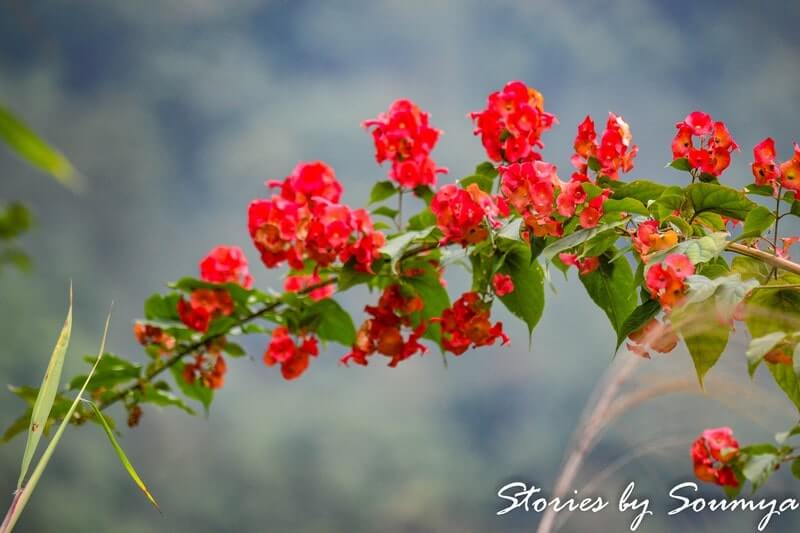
1;1;800;531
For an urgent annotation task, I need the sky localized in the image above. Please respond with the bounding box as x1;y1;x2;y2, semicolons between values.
1;1;800;531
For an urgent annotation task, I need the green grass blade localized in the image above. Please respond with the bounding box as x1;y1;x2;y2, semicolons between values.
0;104;81;189
16;286;73;489
0;309;111;533
87;401;160;512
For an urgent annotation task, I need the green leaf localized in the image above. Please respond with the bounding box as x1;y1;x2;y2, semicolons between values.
672;299;730;387
0;104;78;187
768;362;800;412
496;243;545;336
0;202;33;240
170;363;213;414
305;298;356;346
413;185;434;204
692;212;725;232
686;183;757;220
746;332;787;377
739;206;776;240
336;259;382;291
87;401;160;511
602;197;649;216
587;156;601;172
731;256;771;282
380;228;434;269
669;157;692;171
144;293;181;322
745;282;800;338
600;178;667;204
792;457;800;480
403;261;450;345
616;299;661;350
742;453;779;491
140;387;196;414
649;186;685;221
581;230;620;258
579;252;637;335
17;288;72;489
369;180;398;204
371;206;399;219
1;309;112;533
222;342;246;357
68;353;142;391
541;219;627;262
474;161;498;178
459;174;494;193
497;218;524;242
407;208;436;230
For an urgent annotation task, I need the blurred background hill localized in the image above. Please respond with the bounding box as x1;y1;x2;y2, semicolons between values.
1;1;799;531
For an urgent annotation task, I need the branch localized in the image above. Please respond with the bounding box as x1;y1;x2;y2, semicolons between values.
727;242;800;276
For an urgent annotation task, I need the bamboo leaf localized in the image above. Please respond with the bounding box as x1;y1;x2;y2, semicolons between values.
87;402;159;512
16;287;73;489
0;104;79;188
1;309;111;533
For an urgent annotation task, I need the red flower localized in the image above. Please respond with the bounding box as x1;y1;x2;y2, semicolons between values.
691;427;740;488
470;81;557;163
559;253;600;276
199;245;253;289
631;220;679;259
492;273;514;296
436;292;509;355
249;161;385;272
645;253;694;309
751;137;779;187
363;99;446;189
270;160;342;205
183;339;228;389
779;142;800;193
264;326;319;380
341;285;427;368
177;289;234;333
133;323;176;354
672;111;738;178
572;113;637;179
431;183;503;246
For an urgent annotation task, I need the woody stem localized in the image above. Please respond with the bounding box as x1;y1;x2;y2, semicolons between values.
97;241;441;413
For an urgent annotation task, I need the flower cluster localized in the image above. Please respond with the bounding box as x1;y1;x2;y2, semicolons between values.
199;245;253;288
672;111;738;178
177;289;234;333
263;327;320;380
500;162;609;239
183;339;227;390
645;253;695;309
431;183;508;246
626;318;679;358
750;138;800;193
470;81;557;163
631;220;679;260
342;285;427;368
248;161;385;272
571;113;638;179
363;99;447;189
436;292;508;355
133;323;175;354
691;427;740;488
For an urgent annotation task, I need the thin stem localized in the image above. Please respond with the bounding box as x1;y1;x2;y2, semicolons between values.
397;189;404;229
771;185;783;279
